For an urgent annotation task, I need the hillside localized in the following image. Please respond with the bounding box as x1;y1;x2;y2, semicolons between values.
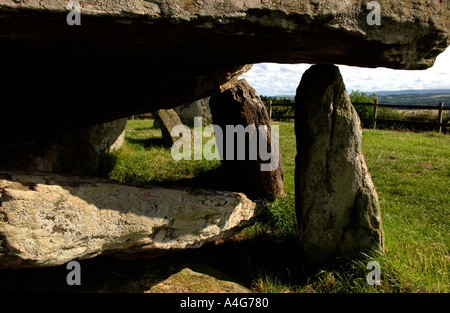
376;93;450;107
265;90;450;107
373;89;450;96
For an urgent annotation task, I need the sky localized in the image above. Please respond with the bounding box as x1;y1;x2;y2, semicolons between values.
241;47;450;96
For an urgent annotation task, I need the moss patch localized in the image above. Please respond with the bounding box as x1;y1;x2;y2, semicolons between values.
146;268;250;293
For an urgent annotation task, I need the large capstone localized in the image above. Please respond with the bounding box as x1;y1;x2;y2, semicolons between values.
0;172;259;268
0;0;448;269
1;1;448;144
209;79;284;201
295;64;384;265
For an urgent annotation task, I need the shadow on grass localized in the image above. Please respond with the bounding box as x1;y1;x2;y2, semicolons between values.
128;127;155;132
149;166;231;190
97;152;118;178
125;137;167;149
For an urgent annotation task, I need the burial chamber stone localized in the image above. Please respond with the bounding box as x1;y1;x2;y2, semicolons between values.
0;0;449;145
152;109;186;147
1;118;127;176
209;79;285;201
0;0;448;268
174;98;213;128
295;64;384;265
0;172;259;268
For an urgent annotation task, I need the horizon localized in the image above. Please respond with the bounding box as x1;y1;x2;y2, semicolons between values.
257;88;450;98
241;48;450;97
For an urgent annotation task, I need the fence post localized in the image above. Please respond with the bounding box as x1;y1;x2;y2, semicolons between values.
269;99;273;120
372;98;378;130
438;102;444;133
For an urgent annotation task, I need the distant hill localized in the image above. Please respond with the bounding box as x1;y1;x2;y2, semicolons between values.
371;89;450;96
265;90;450;107
371;91;450;107
272;95;295;100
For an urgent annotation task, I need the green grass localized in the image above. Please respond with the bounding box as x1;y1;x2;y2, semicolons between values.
253;124;449;293
101;119;449;293
361;130;449;292
99;120;221;185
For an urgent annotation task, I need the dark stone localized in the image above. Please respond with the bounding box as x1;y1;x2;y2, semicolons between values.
0;1;448;145
152;109;187;147
173;98;213;128
0;118;127;176
209;79;284;201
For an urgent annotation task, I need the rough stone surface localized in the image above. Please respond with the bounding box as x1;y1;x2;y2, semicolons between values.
295;64;384;265
0;172;259;268
49;117;127;155
3;139;99;176
174;98;213;128
1;1;448;144
1;118;127;175
210;79;284;201
152;109;187;147
146;267;250;293
79;118;127;153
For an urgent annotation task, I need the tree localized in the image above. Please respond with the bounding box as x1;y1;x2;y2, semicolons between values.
349;90;378;128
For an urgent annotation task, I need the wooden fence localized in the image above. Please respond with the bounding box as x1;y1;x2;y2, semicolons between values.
267;100;449;133
267;100;295;120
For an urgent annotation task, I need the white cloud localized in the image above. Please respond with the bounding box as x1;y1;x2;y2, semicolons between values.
241;48;450;96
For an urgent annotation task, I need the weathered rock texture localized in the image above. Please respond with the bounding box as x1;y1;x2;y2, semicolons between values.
210;79;284;200
152;109;187;147
295;64;383;265
81;118;127;153
0;0;447;270
1;118;127;175
0;172;259;268
174;98;213;128
146;267;250;293
1;1;448;144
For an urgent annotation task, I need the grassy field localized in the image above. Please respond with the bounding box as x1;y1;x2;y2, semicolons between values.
101;119;449;293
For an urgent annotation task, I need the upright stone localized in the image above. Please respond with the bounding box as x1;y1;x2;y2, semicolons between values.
173;97;213;128
152;109;187;147
209;79;284;201
295;65;383;265
1;118;127;176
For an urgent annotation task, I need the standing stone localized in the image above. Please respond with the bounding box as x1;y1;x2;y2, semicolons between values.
54;117;127;154
152;109;188;147
82;118;127;153
173;98;213;128
1;118;127;176
209;79;284;201
295;64;383;265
